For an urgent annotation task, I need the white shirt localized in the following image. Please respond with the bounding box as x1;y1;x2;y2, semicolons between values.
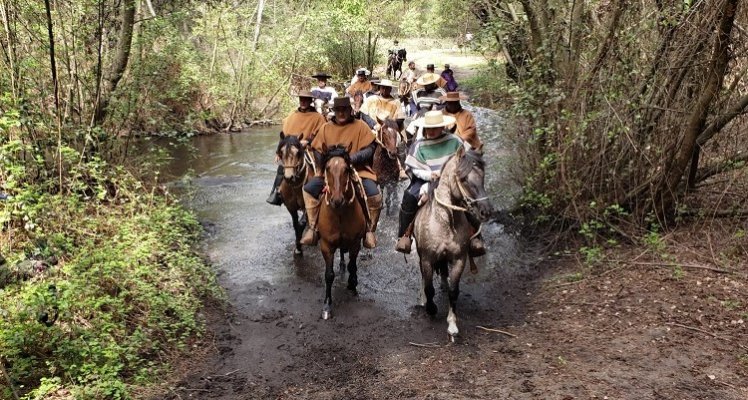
311;86;338;103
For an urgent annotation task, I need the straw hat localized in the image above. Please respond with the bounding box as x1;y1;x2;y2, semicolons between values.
356;68;370;76
439;92;468;102
377;79;396;88
416;73;440;86
412;110;456;128
297;90;314;98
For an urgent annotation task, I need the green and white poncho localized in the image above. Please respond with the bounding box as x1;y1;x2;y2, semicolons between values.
405;132;464;182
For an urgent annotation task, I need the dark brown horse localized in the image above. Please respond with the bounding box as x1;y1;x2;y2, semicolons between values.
413;147;494;340
277;133;309;255
372;117;402;216
318;145;367;320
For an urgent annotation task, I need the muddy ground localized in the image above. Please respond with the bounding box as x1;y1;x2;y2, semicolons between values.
150;45;748;399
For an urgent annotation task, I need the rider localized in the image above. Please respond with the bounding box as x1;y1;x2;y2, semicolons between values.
310;72;338;104
365;77;381;99
412;72;447;114
394;111;486;255
440;91;482;150
389;40;405;60
301;96;383;249
425;63;448;89
441;64;459;92
347;68;373;96
361;79;408;179
266;90;327;205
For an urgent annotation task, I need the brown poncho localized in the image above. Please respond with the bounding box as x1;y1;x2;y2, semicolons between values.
311;119;377;181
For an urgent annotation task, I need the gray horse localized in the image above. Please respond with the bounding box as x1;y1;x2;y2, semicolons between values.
413;147;493;340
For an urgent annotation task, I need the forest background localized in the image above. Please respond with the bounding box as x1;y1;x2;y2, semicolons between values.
2;0;747;398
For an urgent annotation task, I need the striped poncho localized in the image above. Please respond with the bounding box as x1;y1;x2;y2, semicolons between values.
405;132;464;182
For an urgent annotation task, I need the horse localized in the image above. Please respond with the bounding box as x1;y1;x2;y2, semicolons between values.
317;144;367;320
351;90;364;116
372;117;402;216
277;132;310;256
313;98;330;121
412;147;494;341
398;80;412;116
386;51;403;80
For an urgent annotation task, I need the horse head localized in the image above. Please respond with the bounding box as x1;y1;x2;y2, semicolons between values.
376;117;399;159
321;144;355;208
313;98;328;117
352;90;364;114
450;146;494;221
277;132;305;182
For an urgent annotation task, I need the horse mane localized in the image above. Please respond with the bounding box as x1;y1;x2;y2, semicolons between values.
321;145;351;169
428;149;485;198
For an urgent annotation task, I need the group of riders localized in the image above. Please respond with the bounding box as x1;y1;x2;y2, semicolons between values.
266;40;485;258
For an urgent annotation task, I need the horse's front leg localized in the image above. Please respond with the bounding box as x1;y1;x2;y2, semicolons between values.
289;208;303;256
320;241;336;320
446;257;466;341
338;248;347;276
346;242;361;294
420;259;437;316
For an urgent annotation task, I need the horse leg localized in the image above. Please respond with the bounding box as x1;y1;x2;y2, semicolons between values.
437;260;449;291
346;242;360;294
321;241;336;320
420;259;437;316
290;208;303;256
339;249;347;276
446;258;466;340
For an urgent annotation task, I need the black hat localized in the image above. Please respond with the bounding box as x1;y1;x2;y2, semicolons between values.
426;63;435;70
312;72;332;79
332;97;351;109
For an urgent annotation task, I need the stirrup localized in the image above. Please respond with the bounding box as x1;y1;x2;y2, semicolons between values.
266;190;282;206
363;232;377;249
395;236;412;254
468;237;486;257
300;228;318;246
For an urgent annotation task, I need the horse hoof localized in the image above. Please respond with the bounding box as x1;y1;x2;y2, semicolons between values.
293;248;303;257
449;334;457;343
347;285;358;295
322;310;331;320
426;303;438;316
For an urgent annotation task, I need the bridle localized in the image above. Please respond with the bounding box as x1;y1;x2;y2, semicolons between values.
323;158;356;206
435;163;489;214
281;143;306;185
376;124;398;160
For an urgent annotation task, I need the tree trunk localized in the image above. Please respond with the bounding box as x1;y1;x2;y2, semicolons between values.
252;0;266;52
93;0;136;125
652;0;738;219
0;0;18;99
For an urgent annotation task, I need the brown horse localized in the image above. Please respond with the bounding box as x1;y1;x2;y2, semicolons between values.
277;133;309;256
318;145;367;320
372;117;402;216
413;147;494;340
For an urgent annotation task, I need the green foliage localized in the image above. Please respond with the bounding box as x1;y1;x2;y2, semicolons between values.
0;152;221;398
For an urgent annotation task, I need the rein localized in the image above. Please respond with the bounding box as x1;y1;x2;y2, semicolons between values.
433;169;489;240
375;127;398;160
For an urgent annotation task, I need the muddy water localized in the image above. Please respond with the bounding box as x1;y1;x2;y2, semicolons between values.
158;106;536;397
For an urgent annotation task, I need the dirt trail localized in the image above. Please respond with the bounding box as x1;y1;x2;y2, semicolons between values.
155;48;748;399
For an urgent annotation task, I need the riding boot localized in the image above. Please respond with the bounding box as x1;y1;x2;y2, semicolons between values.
466;212;486;257
363;193;383;249
395;212;416;254
265;166;283;205
300;192;321;246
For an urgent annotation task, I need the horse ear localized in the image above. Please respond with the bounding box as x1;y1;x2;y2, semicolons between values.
346;143;353;154
456;145;466;158
279;131;285;140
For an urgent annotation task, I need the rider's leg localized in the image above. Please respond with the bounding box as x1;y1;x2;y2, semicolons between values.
395;183;421;254
465;212;487;257
300;177;324;246
362;179;382;249
266;165;283;205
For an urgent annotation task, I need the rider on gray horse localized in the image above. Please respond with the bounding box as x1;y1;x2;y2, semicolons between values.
395;111;486;256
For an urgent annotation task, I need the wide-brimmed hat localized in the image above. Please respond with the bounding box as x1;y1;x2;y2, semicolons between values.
356;68;370;76
439;92;468;102
426;63;435;70
311;72;332;79
370;76;381;85
332;97;352;109
297;90;314;98
377;79;396;88
416;73;440;86
412;110;456;128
